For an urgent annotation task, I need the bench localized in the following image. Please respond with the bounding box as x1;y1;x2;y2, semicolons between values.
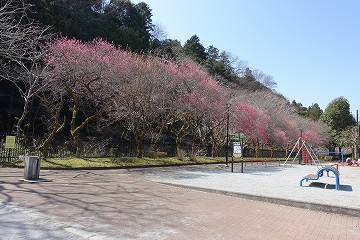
300;166;340;190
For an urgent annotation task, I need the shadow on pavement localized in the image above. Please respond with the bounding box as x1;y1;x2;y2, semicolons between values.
309;182;353;191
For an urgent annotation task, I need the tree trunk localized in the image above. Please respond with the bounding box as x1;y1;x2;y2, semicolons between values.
69;99;98;158
134;130;144;158
189;128;197;161
15;97;29;138
74;135;83;158
189;143;196;161
211;142;218;158
175;136;184;160
41;117;66;159
42;140;50;159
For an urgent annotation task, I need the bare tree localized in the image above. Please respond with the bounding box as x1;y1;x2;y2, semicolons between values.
111;55;174;158
36;90;66;159
252;69;277;90
151;21;167;41
0;0;50;138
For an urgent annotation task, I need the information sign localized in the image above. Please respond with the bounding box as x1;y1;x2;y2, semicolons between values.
5;136;16;149
232;142;242;157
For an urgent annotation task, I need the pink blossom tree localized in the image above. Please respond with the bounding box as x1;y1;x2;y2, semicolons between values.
44;37;132;157
227;86;331;157
165;61;226;160
110;55;174;158
229;102;269;156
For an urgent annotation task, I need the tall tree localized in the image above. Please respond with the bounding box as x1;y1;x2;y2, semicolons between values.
165;61;226;160
44;38;128;157
183;35;207;64
111;55;173;158
104;0;153;51
306;103;323;121
320;97;356;149
252;69;277;90
320;97;355;132
0;0;50;138
291;100;307;117
150;39;185;61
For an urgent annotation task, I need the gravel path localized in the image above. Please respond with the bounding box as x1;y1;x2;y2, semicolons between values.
129;163;360;213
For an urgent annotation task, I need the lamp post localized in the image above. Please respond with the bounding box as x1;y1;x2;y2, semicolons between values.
299;128;303;164
357;110;359;159
225;103;231;166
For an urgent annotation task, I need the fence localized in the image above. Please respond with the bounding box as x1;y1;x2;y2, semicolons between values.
0;138;41;163
0;135;293;161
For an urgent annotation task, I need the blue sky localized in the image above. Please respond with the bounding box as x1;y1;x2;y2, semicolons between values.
132;0;360;116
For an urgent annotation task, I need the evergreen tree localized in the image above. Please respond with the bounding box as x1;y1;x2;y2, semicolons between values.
321;97;355;131
291;100;307;117
306;103;323;121
183;35;207;64
320;97;356;149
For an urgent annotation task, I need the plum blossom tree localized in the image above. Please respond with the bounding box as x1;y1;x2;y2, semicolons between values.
228;101;269;156
165;60;226;160
36;89;66;158
229;89;330;155
230;102;268;141
201;104;229;157
111;55;174;158
44;37;133;157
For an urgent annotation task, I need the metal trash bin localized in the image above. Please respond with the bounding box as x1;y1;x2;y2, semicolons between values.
24;156;41;180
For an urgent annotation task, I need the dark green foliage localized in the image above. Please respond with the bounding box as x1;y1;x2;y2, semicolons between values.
320;97;356;149
103;1;153;51
183;35;207;63
306;103;323;121
205;46;233;80
291;100;307;117
291;101;324;121
320;97;356;131
150;39;185;60
25;0;153;51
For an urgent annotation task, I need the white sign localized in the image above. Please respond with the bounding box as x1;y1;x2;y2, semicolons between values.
233;142;242;157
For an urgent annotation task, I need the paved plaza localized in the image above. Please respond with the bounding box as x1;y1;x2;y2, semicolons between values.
0;163;360;239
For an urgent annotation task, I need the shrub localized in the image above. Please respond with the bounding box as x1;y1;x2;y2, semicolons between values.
148;151;168;158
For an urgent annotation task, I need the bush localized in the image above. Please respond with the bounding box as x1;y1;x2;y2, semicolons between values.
148;151;168;158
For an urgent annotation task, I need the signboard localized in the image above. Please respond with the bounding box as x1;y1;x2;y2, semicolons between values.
5;136;16;149
233;142;242;157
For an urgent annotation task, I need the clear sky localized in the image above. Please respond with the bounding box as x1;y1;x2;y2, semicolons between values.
132;0;360;117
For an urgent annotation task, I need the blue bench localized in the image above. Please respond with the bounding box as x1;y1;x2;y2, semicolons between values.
300;166;340;190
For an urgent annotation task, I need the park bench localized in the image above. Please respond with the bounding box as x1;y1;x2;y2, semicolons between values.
300;165;340;190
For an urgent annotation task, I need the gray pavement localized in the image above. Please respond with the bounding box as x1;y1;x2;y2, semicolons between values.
130;163;360;216
0;164;359;239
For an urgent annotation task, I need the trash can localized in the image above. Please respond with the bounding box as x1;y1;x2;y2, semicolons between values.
24;156;41;180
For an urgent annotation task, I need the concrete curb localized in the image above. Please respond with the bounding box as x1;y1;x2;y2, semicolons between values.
161;182;360;218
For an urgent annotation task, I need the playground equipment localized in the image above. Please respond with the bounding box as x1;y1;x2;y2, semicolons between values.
329;151;345;165
283;137;322;168
300;166;340;190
